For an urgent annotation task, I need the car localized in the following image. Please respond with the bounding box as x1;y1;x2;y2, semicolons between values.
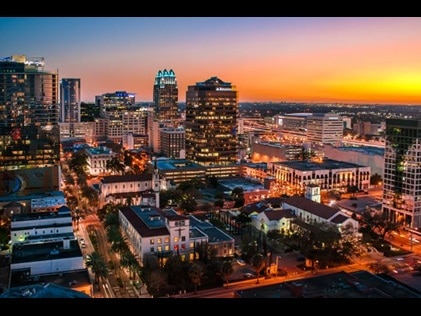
243;273;255;279
237;259;246;266
395;257;404;261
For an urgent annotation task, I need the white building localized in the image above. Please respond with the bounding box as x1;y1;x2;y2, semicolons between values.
268;158;371;193
85;146;116;176
119;206;235;267
306;112;343;146
10;206;85;280
98;173;156;208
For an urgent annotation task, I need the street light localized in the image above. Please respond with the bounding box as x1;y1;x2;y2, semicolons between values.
275;256;282;277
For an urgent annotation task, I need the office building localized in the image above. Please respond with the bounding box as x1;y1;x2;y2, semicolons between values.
306;112;343;145
0;55;60;196
383;118;421;229
60;78;81;138
185;76;239;166
153;69;178;122
159;127;185;158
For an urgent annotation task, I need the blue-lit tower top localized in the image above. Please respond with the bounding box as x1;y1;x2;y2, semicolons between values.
153;69;179;122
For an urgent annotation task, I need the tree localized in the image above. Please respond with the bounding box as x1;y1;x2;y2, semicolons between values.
358;210;403;240
106;157;125;175
188;263;204;294
294;147;316;161
68;150;89;176
85;251;109;290
250;253;266;284
370;173;383;186
179;194;197;213
221;260;234;287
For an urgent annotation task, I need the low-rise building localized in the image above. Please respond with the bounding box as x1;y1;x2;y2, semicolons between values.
119;205;235;267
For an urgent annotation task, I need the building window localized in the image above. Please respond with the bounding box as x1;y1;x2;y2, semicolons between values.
164;237;169;243
150;239;155;245
181;236;186;241
157;238;162;244
150;247;154;253
174;237;179;243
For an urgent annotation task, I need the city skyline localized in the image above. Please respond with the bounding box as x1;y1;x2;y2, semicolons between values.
1;17;421;105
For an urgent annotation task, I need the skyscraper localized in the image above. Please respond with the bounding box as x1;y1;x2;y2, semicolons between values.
383;118;421;229
0;55;60;195
60;78;81;138
185;76;239;166
153;69;178;122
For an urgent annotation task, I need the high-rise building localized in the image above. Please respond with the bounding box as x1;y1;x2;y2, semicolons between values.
60;78;81;124
383;118;421;229
185;76;239;166
95;91;135;118
160;127;185;159
0;55;60;196
153;69;178;122
60;78;81;138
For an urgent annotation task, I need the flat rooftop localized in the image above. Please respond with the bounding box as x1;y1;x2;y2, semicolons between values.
189;215;234;244
12;239;82;264
235;270;421;298
275;158;365;171
218;177;265;193
155;158;205;171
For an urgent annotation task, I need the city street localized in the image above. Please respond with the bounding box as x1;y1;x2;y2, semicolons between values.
77;214;150;298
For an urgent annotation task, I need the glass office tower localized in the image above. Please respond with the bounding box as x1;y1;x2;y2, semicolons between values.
383;118;421;229
60;78;81;138
153;69;178;122
0;55;60;196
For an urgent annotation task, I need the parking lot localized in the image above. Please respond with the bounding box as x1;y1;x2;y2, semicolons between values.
229;250;306;282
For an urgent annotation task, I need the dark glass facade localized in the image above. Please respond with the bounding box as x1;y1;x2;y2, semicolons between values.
383;118;421;228
153;69;178;122
185;76;239;166
0;56;60;196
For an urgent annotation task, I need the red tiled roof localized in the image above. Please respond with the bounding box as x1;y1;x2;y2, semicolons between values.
283;196;338;220
101;173;152;184
119;206;169;237
264;209;295;221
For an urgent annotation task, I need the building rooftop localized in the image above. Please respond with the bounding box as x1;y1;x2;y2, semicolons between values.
154;158;205;171
335;196;382;215
274;158;366;171
0;282;91;298
218;177;265;193
284;196;339;220
11;207;71;223
188;215;234;245
235;270;421;298
11;239;82;264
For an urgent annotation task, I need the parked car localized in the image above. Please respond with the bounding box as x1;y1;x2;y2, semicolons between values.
243;272;255;279
237;259;246;266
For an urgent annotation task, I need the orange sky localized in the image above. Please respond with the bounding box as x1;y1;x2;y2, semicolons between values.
2;17;421;104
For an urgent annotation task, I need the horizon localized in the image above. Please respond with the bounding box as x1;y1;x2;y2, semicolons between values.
2;17;421;105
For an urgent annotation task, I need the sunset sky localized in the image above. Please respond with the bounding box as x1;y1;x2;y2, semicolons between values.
1;17;421;105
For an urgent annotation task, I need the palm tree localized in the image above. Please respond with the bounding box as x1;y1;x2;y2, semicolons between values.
221;260;234;287
85;251;109;290
250;253;266;284
106;157;125;175
120;250;139;281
